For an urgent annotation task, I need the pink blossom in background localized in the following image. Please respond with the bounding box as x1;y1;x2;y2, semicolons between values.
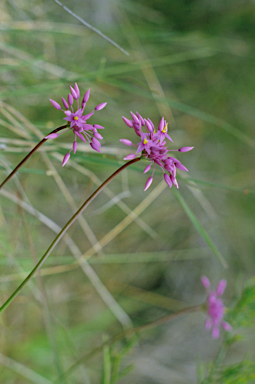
201;276;232;339
47;83;107;166
120;111;193;191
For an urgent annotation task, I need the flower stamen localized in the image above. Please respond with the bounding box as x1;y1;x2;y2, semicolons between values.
121;111;193;191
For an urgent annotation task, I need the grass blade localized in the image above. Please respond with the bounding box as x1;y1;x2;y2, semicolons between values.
172;189;228;268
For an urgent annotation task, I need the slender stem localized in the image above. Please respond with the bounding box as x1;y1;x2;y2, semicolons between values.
0;125;67;190
52;0;129;56
0;157;141;313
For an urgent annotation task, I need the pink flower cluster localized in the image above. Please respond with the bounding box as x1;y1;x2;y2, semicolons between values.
201;276;232;339
120;112;193;191
46;83;107;166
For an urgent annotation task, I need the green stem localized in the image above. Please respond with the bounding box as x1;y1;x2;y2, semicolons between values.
0;125;67;190
0;157;141;314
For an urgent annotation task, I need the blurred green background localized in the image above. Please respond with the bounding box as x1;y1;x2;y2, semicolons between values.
0;0;255;383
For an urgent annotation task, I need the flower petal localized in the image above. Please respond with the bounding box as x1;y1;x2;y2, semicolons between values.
222;322;232;332
82;111;94;120
212;326;220;339
205;318;212;330
201;276;211;289
75;132;87;143
216;280;227;296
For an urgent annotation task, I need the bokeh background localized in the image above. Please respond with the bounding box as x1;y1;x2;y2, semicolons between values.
0;0;255;383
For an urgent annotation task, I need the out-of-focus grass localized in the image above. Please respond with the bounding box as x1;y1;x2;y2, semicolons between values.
0;0;255;383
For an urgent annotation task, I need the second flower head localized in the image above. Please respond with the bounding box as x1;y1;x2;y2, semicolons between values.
121;112;193;191
47;83;107;166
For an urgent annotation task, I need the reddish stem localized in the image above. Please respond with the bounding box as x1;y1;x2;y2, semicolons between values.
0;125;67;190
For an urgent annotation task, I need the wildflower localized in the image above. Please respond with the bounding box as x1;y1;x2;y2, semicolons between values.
120;112;193;191
46;83;107;166
201;276;232;339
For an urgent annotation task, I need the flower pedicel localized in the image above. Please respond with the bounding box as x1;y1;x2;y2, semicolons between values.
121;112;193;191
47;83;107;166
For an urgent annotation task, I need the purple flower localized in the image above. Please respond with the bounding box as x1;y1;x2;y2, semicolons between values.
121;111;193;191
201;276;232;339
47;83;107;166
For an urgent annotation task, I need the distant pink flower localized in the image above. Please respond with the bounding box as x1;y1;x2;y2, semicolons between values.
47;83;107;166
201;276;232;339
121;111;193;191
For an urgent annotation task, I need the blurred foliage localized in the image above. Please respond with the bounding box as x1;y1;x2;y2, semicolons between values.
198;278;255;383
100;335;137;384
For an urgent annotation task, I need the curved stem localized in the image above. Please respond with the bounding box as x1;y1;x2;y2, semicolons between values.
0;157;141;313
0;125;67;190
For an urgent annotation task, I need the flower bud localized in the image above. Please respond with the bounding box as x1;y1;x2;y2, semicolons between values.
130;111;140;124
92;137;101;147
73;141;77;154
93;124;104;129
158;117;165;131
49;99;61;110
164;173;172;188
136;112;145;126
93;131;103;140
144;176;153;191
178;146;194;152
216;280;227;296
62;97;69;109
123;154;136;160
68;93;73;106
74;83;80;99
143;163;152;174
45;132;59;139
120;139;133;146
95;102;107;111
83;89;90;103
62;152;70;167
70;86;78;99
122;117;133;128
90;142;101;153
201;276;211;289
